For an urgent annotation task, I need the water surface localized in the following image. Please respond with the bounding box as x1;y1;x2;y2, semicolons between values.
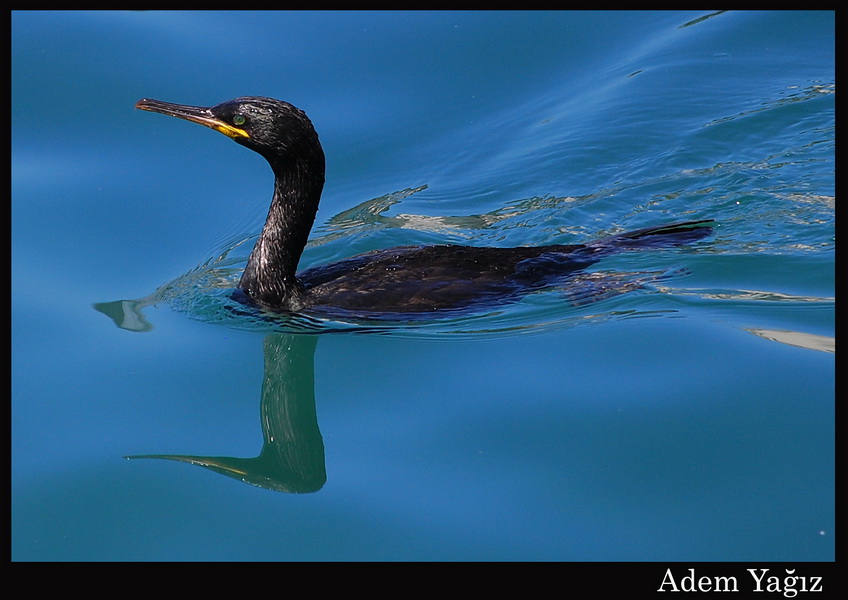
12;10;834;562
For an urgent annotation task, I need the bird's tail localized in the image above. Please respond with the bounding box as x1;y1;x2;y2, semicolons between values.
587;219;715;252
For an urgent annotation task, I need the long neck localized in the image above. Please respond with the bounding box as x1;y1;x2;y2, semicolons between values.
239;159;324;310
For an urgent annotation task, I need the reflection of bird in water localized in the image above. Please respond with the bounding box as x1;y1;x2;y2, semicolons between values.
126;334;325;494
136;96;714;318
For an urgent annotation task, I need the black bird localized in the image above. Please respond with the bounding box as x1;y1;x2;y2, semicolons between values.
136;96;713;318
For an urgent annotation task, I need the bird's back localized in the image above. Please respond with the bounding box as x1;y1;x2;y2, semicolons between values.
299;243;590;314
297;219;714;316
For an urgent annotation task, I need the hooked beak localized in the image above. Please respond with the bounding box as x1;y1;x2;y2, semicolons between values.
135;98;249;140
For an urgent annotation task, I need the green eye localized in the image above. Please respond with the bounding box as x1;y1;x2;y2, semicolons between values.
233;114;246;126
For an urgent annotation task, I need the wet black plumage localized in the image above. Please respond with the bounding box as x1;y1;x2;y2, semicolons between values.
136;96;713;316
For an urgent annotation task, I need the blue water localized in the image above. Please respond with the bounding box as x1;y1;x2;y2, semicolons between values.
12;11;834;562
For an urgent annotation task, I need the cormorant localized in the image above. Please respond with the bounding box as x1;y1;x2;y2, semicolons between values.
136;96;713;317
